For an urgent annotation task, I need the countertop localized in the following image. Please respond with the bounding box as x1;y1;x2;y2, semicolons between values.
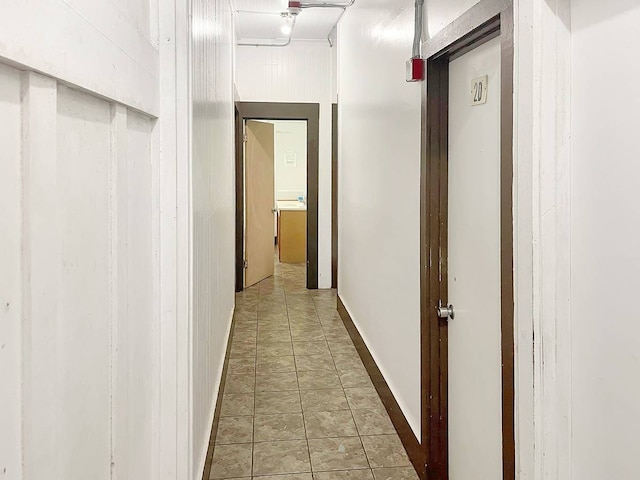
277;200;307;212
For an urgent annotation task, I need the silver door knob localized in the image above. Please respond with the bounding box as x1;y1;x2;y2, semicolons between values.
437;301;455;320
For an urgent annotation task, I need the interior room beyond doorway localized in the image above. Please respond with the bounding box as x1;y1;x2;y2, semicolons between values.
270;120;308;264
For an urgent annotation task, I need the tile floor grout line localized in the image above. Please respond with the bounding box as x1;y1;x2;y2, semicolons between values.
248;275;267;478
282;260;314;476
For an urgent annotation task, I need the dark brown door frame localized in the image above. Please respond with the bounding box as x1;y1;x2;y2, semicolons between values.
420;1;514;479
331;103;338;289
235;102;320;291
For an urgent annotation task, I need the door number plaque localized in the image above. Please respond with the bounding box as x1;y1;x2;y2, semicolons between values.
471;75;488;106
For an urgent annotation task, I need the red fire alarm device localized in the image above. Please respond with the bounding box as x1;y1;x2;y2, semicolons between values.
406;57;425;82
288;0;302;14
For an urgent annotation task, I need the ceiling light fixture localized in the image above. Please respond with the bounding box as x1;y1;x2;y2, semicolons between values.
281;22;292;35
280;13;294;36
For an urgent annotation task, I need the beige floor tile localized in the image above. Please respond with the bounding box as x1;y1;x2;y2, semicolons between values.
293;341;331;356
258;308;289;318
257;342;295;357
351;406;395;436
343;388;384;410
300;389;349;412
314;470;375;480
258;321;291;331
256;355;296;374
258;328;292;343
256;475;312;480
298;370;342;390
304;410;359;439
360;436;410;469
308;437;370;472
290;319;323;330
332;354;364;372
233;330;257;343
225;374;256;394
230;340;257;359
234;319;258;330
228;357;256;375
235;308;258;319
253;440;311;475
210;443;252;479
216;416;254;444
291;330;326;342
338;367;372;389
255;391;302;414
288;308;318;318
220;393;254;417
295;354;336;372
371;467;419;480
254;413;306;442
256;371;299;392
324;330;353;343
327;342;358;355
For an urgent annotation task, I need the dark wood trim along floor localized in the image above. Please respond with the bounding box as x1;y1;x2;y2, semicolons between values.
337;296;426;480
331;103;338;289
201;315;237;480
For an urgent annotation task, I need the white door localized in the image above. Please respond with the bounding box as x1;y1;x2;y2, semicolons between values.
447;36;503;480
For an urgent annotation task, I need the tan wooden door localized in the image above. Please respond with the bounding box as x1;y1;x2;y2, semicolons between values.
245;120;275;287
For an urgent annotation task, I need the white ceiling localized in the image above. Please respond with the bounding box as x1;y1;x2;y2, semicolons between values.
234;0;344;42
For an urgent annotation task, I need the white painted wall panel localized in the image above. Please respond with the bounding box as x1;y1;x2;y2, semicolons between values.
0;62;23;480
236;43;334;288
571;2;640;477
0;1;189;478
190;0;236;476
337;2;422;439
3;72;160;480
0;0;159;115
113;110;155;479
56;85;113;479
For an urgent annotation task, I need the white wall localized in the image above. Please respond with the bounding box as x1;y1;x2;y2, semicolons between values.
190;0;236;477
336;0;575;470
235;42;335;288
274;120;308;201
0;62;23;480
0;66;157;479
0;0;194;478
570;1;640;477
337;1;423;439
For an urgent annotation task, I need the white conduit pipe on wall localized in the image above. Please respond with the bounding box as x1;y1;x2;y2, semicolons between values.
314;0;356;47
236;0;356;48
237;14;298;47
412;0;424;58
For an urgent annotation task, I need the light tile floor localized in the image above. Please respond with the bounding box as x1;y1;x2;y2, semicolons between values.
210;261;418;480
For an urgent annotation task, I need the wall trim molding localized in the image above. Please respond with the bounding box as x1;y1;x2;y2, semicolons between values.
0;1;159;116
337;296;425;480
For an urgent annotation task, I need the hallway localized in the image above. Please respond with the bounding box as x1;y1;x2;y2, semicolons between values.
4;0;640;479
210;262;417;480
